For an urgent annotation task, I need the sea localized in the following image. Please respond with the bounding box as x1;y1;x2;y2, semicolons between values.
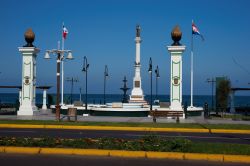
0;93;250;107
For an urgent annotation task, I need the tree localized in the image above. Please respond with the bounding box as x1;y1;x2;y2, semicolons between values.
217;79;231;117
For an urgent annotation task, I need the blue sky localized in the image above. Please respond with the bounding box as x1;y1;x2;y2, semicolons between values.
0;0;250;95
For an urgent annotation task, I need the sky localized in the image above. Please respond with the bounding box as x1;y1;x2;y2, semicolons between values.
0;0;250;96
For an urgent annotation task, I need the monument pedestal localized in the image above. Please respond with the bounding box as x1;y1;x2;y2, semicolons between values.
130;64;145;102
167;45;185;111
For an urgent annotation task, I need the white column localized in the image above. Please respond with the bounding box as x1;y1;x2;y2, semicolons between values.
167;46;185;111
135;38;140;64
130;37;144;101
42;89;47;110
18;47;39;116
19;89;22;106
32;56;37;111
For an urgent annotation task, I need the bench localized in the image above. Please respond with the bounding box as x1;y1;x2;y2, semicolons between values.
61;108;77;122
150;110;183;123
149;110;183;118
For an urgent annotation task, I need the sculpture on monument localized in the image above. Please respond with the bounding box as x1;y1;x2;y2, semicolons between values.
24;28;35;47
136;25;141;37
171;25;182;46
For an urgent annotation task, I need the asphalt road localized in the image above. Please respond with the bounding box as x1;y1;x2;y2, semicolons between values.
0;128;250;144
0;153;249;166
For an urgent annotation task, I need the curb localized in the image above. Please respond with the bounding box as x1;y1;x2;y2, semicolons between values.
210;129;250;134
0;146;249;163
1;124;249;134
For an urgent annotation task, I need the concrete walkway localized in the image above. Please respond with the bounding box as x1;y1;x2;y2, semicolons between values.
0;109;250;125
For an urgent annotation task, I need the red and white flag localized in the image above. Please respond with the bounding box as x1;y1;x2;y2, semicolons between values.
62;26;68;39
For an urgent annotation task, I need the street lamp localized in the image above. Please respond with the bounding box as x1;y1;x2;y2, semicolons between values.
44;49;73;121
79;88;82;102
206;78;216;111
66;77;79;104
82;56;89;111
148;57;153;111
155;65;160;101
104;65;109;104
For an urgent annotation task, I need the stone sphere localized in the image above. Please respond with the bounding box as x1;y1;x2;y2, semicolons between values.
171;25;182;46
24;28;35;47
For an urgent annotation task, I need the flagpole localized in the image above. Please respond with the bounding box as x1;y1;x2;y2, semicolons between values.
190;20;194;107
61;23;65;106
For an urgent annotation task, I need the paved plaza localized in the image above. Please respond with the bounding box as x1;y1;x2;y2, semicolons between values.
0;109;250;125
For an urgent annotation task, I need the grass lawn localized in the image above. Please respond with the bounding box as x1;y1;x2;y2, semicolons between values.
0;120;250;130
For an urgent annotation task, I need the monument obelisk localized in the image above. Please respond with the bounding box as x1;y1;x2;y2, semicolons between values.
18;29;39;115
129;25;145;102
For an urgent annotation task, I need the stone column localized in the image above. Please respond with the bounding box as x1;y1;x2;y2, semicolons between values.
167;46;185;110
18;29;39;116
167;26;185;111
42;89;47;110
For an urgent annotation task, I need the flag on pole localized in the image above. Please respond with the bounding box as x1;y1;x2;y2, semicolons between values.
192;21;204;40
62;25;68;39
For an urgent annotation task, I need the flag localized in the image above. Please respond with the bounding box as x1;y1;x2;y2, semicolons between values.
62;25;68;39
192;21;204;40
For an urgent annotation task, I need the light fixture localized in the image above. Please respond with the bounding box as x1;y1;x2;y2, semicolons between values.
44;51;51;59
66;51;74;60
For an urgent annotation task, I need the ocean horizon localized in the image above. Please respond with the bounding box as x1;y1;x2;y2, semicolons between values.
0;93;250;107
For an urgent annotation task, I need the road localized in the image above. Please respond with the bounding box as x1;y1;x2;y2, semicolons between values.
0;128;250;144
0;153;249;166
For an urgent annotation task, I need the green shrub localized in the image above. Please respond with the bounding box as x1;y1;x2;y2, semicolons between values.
0;136;249;155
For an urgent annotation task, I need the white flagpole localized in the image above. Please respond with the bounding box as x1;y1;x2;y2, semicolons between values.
61;22;65;105
190;20;194;107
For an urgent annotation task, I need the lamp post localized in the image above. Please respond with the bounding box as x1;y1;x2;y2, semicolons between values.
104;65;109;104
154;65;160;101
79;88;82;102
44;49;73;121
66;77;79;104
82;56;89;111
148;57;153;111
206;78;215;111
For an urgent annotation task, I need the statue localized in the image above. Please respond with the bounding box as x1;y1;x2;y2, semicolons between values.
136;25;141;37
24;28;35;47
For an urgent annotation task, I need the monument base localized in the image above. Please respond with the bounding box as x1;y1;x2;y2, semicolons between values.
129;93;147;104
18;105;37;116
170;102;183;111
42;105;47;110
187;106;203;111
170;106;183;111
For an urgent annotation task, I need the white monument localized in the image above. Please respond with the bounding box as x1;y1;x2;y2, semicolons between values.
18;29;39;116
129;25;145;103
167;26;185;111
